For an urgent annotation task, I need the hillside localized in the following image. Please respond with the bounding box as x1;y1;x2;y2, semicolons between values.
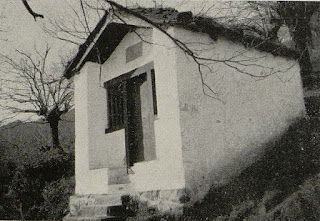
0;110;75;220
0;109;75;152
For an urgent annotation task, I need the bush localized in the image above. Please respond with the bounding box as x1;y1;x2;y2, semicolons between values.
41;176;75;219
0;146;74;220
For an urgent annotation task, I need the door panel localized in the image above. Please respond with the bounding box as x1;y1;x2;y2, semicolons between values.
126;73;146;166
140;72;156;161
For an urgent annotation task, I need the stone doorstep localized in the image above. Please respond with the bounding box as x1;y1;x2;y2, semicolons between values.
63;213;109;221
70;194;123;207
63;215;125;221
65;199;134;221
76;204;135;217
69;194;124;217
78;205;111;217
107;205;136;217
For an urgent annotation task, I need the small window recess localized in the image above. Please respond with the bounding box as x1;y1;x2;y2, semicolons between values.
126;41;143;63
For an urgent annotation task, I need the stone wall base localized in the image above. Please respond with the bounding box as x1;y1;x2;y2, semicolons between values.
127;188;190;219
62;194;123;220
63;189;190;220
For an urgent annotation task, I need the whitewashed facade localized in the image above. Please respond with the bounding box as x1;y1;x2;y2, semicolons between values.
64;8;306;219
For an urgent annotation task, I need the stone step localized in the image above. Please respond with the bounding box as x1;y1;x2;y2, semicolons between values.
65;205;135;220
78;205;109;217
70;194;123;207
107;205;136;217
63;214;108;221
65;193;136;221
64;216;124;221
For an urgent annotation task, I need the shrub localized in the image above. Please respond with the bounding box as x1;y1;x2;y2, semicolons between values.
41;176;75;219
0;147;74;220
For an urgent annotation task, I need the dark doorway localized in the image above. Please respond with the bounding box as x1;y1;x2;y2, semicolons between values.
105;65;157;168
126;73;147;166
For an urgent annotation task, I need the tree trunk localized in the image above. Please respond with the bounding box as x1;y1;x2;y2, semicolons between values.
47;107;66;152
277;1;319;88
49;119;60;150
299;46;313;88
291;14;313;88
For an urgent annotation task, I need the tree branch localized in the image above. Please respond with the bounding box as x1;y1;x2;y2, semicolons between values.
22;0;44;21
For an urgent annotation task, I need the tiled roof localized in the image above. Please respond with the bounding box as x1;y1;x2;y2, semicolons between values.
64;4;299;79
130;7;179;24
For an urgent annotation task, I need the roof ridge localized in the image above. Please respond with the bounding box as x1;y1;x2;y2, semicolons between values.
64;3;299;79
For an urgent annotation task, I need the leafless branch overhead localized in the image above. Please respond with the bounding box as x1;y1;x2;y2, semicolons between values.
22;0;44;21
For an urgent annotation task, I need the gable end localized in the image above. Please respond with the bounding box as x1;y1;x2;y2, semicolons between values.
65;22;133;79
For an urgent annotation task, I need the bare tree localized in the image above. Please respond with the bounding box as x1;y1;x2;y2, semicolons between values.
27;1;319;98
0;45;73;150
102;1;299;98
40;1;295;100
43;0;104;45
222;1;320;87
271;1;319;86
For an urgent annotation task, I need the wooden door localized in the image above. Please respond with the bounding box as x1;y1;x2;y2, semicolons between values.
125;73;146;166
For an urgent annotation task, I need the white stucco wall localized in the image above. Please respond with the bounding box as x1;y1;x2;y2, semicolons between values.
100;28;186;192
129;28;186;192
74;17;305;201
171;27;306;202
75;26;185;195
74;62;109;194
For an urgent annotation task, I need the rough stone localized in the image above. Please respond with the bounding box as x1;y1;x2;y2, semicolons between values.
158;200;183;215
140;190;159;201
131;188;186;217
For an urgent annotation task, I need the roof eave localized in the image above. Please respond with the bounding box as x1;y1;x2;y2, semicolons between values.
64;6;299;80
64;11;109;79
180;18;299;60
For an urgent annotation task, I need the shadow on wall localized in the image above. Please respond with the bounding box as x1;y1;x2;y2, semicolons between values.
182;112;320;220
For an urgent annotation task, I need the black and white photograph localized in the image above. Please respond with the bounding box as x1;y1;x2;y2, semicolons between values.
0;0;320;220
